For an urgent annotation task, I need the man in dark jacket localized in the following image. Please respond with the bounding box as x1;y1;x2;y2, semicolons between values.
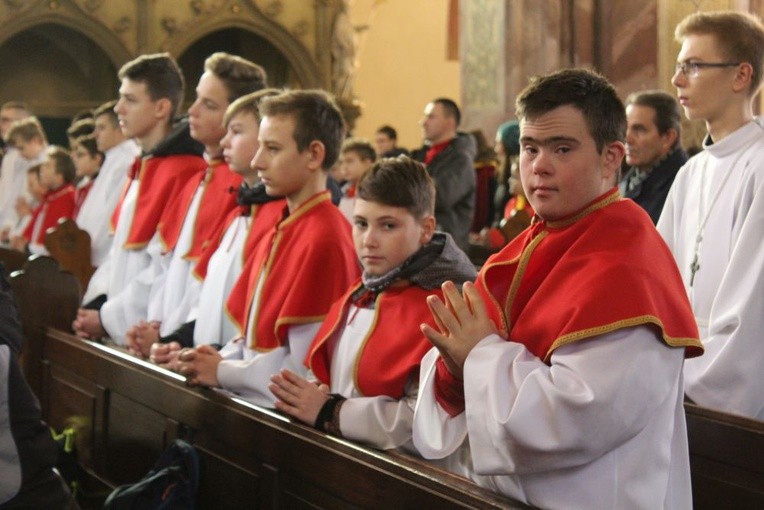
619;90;687;224
411;98;476;250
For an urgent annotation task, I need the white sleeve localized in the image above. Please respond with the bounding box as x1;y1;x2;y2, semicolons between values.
412;347;468;459
99;235;163;344
82;254;112;304
216;322;321;408
463;326;682;475
339;376;418;452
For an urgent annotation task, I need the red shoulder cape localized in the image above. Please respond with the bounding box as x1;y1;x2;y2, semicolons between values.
24;184;76;244
157;159;242;258
225;191;360;349
192;198;286;280
308;281;437;398
477;188;703;362
73;178;95;218
110;154;206;249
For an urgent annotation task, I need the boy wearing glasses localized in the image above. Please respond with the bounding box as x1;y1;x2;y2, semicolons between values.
658;11;764;420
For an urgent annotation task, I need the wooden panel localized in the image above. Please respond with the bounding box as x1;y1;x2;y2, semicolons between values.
195;446;272;509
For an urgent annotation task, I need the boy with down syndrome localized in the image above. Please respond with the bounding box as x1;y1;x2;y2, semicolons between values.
270;157;476;449
412;69;704;509
176;90;359;407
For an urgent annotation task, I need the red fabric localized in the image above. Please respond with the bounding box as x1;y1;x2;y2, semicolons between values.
503;195;534;219
73;178;95;218
110;154;206;249
225;191;360;347
434;357;465;415
471;162;496;232
434;189;703;417
23;184;76;244
158;159;242;259
424;140;451;165
192;199;286;280
307;281;437;399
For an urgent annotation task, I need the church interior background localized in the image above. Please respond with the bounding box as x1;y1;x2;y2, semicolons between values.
0;0;761;153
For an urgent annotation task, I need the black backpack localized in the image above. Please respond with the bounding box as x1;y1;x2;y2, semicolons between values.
103;440;200;510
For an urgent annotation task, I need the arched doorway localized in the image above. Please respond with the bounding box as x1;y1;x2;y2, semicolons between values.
0;23;118;146
178;27;298;106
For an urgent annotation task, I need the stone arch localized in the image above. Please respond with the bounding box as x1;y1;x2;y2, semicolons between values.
165;17;322;91
0;11;131;70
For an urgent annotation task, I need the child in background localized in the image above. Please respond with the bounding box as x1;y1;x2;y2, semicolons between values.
71;134;104;217
12;146;76;253
337;138;375;223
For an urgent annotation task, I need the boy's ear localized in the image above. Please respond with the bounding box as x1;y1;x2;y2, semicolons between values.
732;62;754;94
601;140;625;181
153;97;173;120
420;215;436;244
306;140;326;171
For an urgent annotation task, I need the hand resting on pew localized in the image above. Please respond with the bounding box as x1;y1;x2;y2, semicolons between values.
125;320;160;358
73;308;105;339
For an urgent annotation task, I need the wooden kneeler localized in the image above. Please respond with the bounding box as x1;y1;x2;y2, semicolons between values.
45;218;96;293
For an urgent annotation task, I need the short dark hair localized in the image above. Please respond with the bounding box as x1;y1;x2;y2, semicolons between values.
357;156;435;218
46;145;76;184
118;53;185;119
676;11;764;95
66;118;95;139
259;90;346;170
223;88;281;127
204;52;268;103
74;134;104;160
341;138;376;162
433;98;461;126
376;125;397;141
625;90;682;148
515;68;626;152
93;100;119;126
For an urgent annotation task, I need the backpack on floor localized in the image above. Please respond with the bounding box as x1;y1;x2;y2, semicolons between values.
102;439;200;510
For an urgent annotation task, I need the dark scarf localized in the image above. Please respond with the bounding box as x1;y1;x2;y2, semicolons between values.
352;232;477;305
236;181;282;213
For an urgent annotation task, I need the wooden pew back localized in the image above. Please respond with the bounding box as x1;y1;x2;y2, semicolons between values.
45;218;96;292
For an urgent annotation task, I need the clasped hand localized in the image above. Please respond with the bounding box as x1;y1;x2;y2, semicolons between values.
420;281;501;380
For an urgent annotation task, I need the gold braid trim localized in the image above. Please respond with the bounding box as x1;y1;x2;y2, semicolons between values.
504;231;548;328
546;190;621;229
544;314;702;362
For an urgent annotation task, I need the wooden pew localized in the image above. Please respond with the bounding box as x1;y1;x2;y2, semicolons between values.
0;245;29;273
685;403;764;509
41;330;525;509
45;218;96;292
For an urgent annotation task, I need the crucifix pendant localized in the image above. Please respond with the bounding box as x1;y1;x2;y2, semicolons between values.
689;253;700;287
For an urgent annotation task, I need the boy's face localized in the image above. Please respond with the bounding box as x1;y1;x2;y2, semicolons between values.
72;146;101;178
26;172;45;200
339;151;372;185
221;111;259;178
252;114;314;200
353;198;433;276
188;71;229;148
672;33;740;124
39;157;61;189
115;78;162;140
94;114;123;152
519;105;622;221
14;138;42;161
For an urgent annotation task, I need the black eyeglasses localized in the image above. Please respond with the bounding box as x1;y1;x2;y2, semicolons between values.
674;61;740;78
